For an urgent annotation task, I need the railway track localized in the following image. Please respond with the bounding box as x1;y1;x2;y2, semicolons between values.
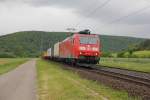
63;63;150;100
63;62;150;88
68;63;150;88
91;65;150;87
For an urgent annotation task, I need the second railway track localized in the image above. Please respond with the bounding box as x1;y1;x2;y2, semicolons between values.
93;65;150;87
76;64;150;87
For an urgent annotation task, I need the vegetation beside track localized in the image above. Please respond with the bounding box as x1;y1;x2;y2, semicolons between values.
37;59;138;100
100;58;150;73
102;50;150;58
132;50;150;58
0;58;29;75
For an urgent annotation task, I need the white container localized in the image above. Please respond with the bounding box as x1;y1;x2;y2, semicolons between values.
54;42;60;57
47;48;51;57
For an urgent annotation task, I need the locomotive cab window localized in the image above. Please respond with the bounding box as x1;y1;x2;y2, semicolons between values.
80;36;98;44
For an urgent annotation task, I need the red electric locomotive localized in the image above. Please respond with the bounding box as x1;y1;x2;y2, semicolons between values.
59;30;102;64
44;30;102;64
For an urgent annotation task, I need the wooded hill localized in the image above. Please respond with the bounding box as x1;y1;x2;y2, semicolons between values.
0;31;146;57
136;39;150;50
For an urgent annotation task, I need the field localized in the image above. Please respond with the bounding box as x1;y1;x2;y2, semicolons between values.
132;50;150;58
37;59;138;100
100;58;150;73
0;58;28;75
123;50;150;58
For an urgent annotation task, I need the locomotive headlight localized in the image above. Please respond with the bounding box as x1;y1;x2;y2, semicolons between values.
92;47;98;51
79;46;86;50
95;53;98;56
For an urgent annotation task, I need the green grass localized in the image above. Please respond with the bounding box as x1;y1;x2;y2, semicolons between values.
132;51;150;58
0;58;29;75
100;58;150;73
37;59;138;100
123;50;150;58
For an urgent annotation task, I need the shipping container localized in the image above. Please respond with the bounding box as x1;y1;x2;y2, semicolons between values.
51;45;54;57
54;42;60;57
47;48;51;57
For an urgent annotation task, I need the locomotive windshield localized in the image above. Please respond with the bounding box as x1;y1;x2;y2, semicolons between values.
80;36;98;44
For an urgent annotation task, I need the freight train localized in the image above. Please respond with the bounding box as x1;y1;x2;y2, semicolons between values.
43;30;102;64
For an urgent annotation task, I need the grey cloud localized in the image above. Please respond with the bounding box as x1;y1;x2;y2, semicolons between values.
1;0;150;25
0;0;150;38
0;0;95;8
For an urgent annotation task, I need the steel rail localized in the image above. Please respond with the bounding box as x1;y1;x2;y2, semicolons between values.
84;65;150;87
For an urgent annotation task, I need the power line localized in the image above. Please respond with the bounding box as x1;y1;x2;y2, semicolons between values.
74;1;150;33
96;4;150;32
110;5;150;24
75;0;111;28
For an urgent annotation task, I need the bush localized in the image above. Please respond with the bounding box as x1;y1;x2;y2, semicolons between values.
0;52;16;58
117;52;125;57
101;52;112;57
132;51;150;58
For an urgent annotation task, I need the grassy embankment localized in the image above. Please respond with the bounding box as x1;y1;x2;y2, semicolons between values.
0;58;28;75
132;50;150;58
100;58;150;73
37;59;138;100
122;50;150;58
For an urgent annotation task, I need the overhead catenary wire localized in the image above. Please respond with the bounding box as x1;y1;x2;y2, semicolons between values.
72;0;150;33
110;5;150;24
94;4;150;32
75;0;111;28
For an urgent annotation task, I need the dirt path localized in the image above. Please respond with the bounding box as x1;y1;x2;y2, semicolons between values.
0;60;37;100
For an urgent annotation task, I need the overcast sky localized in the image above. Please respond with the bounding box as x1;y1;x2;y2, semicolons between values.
0;0;150;38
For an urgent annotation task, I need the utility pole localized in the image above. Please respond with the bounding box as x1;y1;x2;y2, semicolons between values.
66;28;76;36
66;28;76;32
